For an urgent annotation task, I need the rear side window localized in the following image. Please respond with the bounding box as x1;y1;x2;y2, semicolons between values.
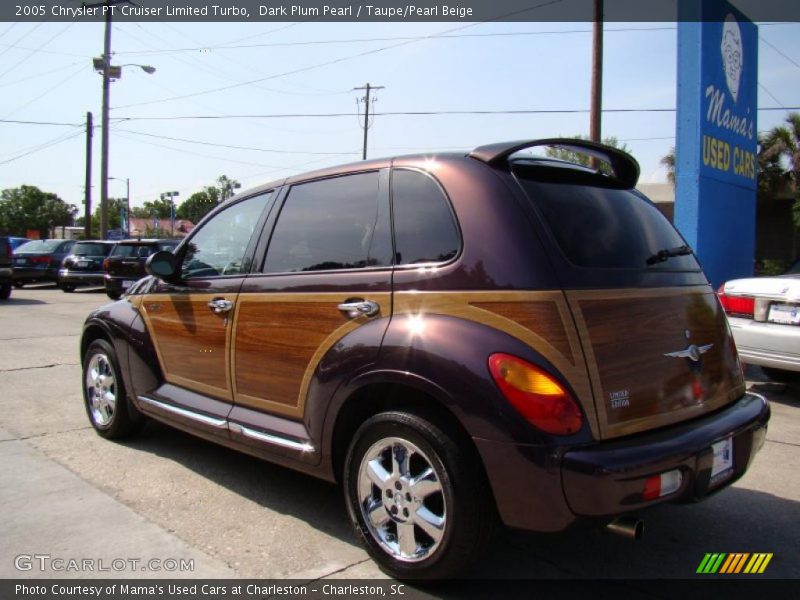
518;176;701;270
111;244;153;258
264;172;391;273
392;169;459;265
16;239;63;253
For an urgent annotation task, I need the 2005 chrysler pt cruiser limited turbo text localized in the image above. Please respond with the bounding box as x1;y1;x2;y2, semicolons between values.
79;138;770;579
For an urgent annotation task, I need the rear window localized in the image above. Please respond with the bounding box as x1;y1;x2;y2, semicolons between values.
111;244;157;258
72;242;110;256
517;175;700;270
15;239;65;253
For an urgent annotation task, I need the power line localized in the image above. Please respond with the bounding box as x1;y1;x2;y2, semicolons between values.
760;35;800;73
0;59;83;89
116;129;359;155
0;22;44;61
2;63;86;119
0;22;75;80
0;118;80;126
0;128;83;167
115;25;679;56
113;0;566;110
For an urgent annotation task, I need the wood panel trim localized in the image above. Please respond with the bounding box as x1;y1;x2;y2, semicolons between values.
140;293;236;402
232;292;392;419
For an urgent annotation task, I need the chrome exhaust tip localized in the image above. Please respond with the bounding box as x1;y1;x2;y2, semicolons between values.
605;516;644;540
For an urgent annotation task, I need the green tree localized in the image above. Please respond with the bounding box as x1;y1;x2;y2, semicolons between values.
0;185;77;237
758;113;800;228
140;197;174;219
216;175;241;203
176;187;219;223
661;147;676;185
545;135;631;175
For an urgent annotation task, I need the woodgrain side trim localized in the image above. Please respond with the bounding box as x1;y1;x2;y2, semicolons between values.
231;292;392;419
140;293;236;402
393;291;598;439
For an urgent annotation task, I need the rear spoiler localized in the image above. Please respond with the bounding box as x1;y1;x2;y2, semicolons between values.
468;138;640;188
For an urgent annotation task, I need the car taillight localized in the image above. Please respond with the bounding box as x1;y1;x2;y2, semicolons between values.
29;256;51;265
488;353;582;435
102;258;110;272
717;285;754;318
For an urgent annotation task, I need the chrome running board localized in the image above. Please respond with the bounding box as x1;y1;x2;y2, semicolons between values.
137;395;315;453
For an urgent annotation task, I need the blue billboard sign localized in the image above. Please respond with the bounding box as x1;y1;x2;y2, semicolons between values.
699;8;758;189
675;0;758;288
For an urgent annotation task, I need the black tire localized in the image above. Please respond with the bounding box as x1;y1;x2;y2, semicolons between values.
0;283;10;300
82;339;145;439
762;367;800;383
61;284;75;293
106;290;122;300
13;281;23;288
343;411;494;580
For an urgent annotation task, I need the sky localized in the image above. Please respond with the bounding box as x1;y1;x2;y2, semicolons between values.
0;15;799;214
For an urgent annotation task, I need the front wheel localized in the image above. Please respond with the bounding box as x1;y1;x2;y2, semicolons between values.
343;411;494;580
106;290;122;300
0;283;10;300
13;281;23;288
82;339;144;439
61;284;75;293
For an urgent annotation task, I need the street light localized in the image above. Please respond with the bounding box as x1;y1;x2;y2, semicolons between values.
109;177;130;238
93;46;156;240
161;191;180;236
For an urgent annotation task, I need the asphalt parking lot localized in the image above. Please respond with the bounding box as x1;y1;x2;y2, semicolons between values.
0;284;798;582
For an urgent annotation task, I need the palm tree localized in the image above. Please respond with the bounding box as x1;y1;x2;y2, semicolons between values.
758;113;800;227
661;147;675;185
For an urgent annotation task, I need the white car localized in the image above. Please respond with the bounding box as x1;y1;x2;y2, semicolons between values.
718;263;800;381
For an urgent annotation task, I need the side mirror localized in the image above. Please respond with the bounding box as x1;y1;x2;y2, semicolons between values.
145;250;178;280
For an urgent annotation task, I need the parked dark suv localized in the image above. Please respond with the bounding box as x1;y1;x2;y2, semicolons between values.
59;240;116;292
80;139;769;579
103;239;179;300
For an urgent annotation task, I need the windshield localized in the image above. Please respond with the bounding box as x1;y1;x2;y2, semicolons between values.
16;239;66;253
516;173;701;270
111;244;157;258
72;242;109;256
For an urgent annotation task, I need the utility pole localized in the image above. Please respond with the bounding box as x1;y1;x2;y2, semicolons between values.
99;2;113;240
84;112;93;240
590;0;603;145
354;83;384;160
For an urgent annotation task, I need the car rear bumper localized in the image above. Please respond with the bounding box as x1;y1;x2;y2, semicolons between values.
59;269;105;286
474;393;769;532
13;266;58;282
728;315;800;372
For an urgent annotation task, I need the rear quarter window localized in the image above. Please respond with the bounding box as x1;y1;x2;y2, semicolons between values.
392;169;460;265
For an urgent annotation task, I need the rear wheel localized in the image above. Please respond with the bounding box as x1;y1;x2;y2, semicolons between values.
13;281;23;288
61;284;75;293
82;339;144;439
0;283;10;300
106;290;122;300
343;411;493;580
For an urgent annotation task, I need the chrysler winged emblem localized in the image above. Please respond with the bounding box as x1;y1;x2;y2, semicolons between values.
664;343;714;363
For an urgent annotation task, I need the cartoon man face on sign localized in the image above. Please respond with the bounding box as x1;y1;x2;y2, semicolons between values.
721;14;743;103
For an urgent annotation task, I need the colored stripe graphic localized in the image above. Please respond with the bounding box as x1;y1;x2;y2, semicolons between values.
698;553;773;575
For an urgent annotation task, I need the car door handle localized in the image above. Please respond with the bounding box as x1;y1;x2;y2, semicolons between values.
337;300;380;318
208;298;234;315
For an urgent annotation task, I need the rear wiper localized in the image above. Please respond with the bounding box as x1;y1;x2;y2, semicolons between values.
645;245;692;266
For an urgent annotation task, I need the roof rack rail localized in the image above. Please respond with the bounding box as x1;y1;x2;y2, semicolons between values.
468;138;640;188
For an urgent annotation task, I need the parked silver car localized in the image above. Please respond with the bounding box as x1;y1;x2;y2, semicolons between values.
719;265;800;381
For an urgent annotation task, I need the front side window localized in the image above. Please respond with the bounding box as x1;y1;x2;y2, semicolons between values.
181;193;272;279
264;172;391;273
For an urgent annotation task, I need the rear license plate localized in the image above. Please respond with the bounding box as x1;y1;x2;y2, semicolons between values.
14;258;26;265
77;260;90;268
768;303;800;325
121;279;135;289
709;437;734;487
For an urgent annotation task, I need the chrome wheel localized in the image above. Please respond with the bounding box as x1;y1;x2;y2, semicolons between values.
357;436;447;563
85;352;117;427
